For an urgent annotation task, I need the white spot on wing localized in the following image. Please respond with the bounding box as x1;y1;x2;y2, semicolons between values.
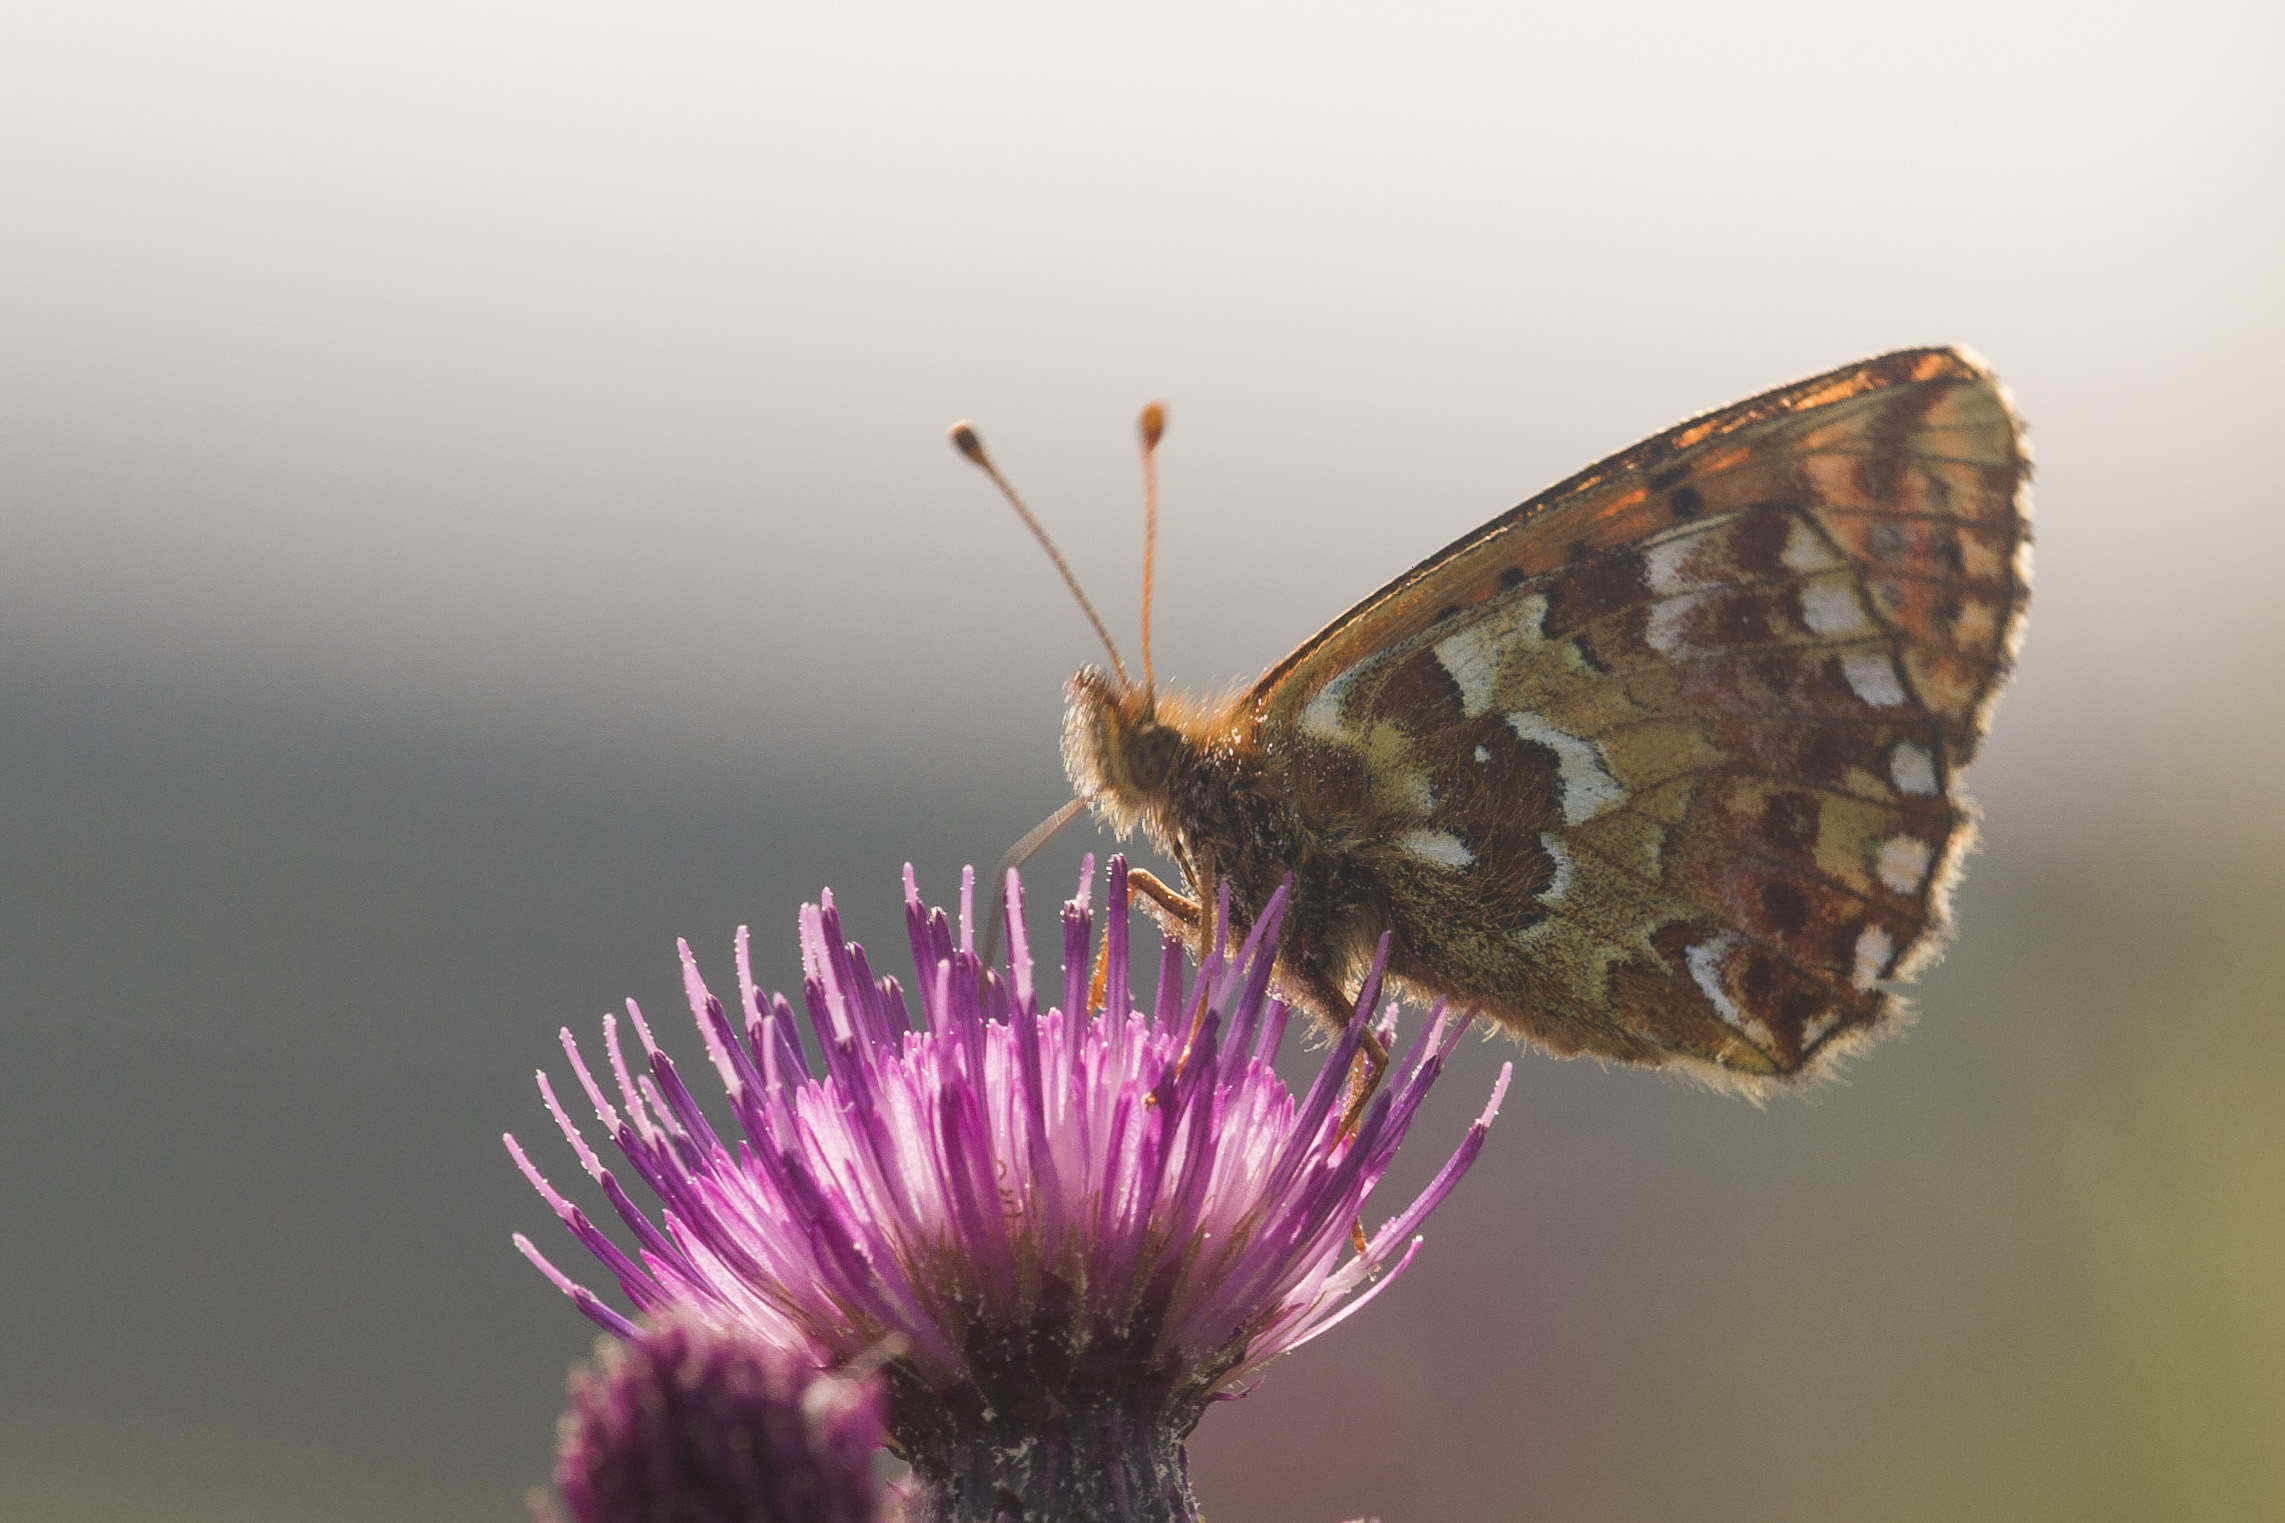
1399;828;1475;868
1506;712;1626;823
1645;591;1707;656
1686;933;1774;1051
1878;836;1934;895
1889;741;1938;796
1301;666;1362;741
1782;516;1846;573
1852;924;1895;991
1800;581;1871;637
1474;745;1491;764
1538;832;1574;904
1643;537;1705;595
1800;1009;1842;1052
1686;936;1744;1026
1432;593;1548;717
1842;650;1908;707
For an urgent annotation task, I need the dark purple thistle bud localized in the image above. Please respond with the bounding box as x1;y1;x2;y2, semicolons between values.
510;857;1509;1523
553;1314;887;1523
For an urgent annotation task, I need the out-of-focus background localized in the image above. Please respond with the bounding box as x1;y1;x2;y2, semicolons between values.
3;3;2280;1519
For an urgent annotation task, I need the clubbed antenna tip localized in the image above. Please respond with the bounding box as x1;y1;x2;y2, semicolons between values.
949;421;990;468
946;414;1131;685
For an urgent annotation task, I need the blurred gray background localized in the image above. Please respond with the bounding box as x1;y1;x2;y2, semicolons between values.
3;3;2280;1519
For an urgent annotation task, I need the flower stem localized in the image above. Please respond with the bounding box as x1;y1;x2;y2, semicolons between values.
901;1397;1202;1523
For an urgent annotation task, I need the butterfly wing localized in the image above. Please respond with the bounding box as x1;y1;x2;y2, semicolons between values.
1251;347;2030;1082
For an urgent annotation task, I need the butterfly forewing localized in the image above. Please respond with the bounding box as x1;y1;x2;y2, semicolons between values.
1249;347;2029;1082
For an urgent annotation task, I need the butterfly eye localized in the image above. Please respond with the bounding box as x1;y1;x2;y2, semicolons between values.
1125;723;1183;794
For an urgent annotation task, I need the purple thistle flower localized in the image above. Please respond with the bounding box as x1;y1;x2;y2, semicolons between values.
509;857;1509;1523
551;1313;888;1523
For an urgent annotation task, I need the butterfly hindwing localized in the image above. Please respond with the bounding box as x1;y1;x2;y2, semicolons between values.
1250;348;2030;1082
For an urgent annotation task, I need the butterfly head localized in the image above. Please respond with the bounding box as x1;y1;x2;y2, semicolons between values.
1061;666;1177;839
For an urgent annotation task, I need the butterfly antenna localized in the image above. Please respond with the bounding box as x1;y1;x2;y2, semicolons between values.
1138;402;1165;696
949;422;1130;687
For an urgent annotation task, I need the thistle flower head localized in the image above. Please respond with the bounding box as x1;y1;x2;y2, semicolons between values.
511;857;1508;1521
551;1313;888;1523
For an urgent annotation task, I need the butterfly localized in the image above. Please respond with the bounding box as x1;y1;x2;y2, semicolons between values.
957;347;2031;1090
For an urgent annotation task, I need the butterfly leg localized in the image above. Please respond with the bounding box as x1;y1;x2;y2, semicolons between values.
1341;1019;1393;1257
1119;865;1245;1070
1086;867;1204;1012
1092;864;1206;1016
1298;967;1393;1254
1122;866;1204;941
1302;968;1393;1136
